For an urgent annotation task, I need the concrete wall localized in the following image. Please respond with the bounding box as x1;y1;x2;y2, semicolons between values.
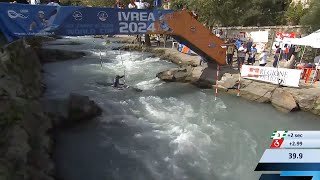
213;25;309;42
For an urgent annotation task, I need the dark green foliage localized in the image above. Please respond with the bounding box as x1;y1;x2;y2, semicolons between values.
300;0;320;32
285;1;307;25
171;0;292;27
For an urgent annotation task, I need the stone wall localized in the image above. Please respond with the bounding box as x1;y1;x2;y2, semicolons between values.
0;40;54;180
216;73;320;115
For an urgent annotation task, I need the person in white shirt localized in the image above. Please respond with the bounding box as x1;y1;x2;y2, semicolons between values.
258;49;269;66
47;0;60;6
128;0;137;9
30;0;40;5
237;43;247;70
156;35;160;46
135;0;150;9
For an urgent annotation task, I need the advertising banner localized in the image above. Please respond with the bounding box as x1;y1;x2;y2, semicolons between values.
276;32;300;41
241;65;302;87
0;3;173;41
250;31;269;43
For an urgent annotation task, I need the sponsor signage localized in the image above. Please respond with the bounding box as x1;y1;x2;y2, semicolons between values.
276;32;300;40
0;3;172;41
241;65;302;87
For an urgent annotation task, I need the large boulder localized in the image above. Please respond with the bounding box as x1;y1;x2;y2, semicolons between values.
188;66;205;83
156;69;177;82
42;94;102;127
241;81;276;103
0;40;43;99
68;93;102;124
217;73;238;89
311;97;320;116
6;125;30;163
36;48;86;63
296;94;317;111
157;67;191;82
271;88;299;113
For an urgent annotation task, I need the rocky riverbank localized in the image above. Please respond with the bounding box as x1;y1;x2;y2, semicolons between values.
119;43;320;116
0;39;102;180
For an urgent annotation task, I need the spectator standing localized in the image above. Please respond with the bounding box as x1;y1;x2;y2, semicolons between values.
273;44;281;67
248;44;257;65
153;0;162;8
235;38;241;50
135;0;150;9
47;0;60;6
258;48;269;66
128;0;137;9
283;44;289;60
288;45;296;60
191;10;198;19
237;43;247;70
246;38;253;50
226;41;236;66
156;35;160;46
114;0;125;9
30;0;40;5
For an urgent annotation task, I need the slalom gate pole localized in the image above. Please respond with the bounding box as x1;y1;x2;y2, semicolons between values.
300;45;306;63
99;49;102;67
237;63;242;97
215;65;220;100
119;49;126;85
276;50;282;86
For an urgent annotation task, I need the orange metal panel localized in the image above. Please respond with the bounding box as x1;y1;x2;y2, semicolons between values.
148;10;227;65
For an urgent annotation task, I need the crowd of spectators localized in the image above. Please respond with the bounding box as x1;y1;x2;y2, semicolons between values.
6;0;60;5
114;0;151;9
225;38;266;69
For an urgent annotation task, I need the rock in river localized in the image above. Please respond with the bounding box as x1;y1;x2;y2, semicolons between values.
43;93;102;127
68;93;103;124
271;88;299;113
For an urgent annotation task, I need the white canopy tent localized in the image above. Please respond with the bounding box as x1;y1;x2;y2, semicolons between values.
282;29;320;85
282;29;320;48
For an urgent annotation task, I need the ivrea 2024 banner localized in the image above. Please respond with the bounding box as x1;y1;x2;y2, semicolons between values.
0;3;173;41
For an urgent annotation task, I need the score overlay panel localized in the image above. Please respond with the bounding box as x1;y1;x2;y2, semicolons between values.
255;130;320;180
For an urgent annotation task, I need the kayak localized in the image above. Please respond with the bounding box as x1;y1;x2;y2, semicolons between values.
96;81;143;92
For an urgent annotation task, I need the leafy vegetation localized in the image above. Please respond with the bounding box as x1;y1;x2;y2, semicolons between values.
171;0;292;27
285;1;307;25
300;0;320;32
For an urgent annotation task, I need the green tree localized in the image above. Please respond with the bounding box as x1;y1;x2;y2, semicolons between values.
171;0;291;27
300;0;320;32
285;1;307;25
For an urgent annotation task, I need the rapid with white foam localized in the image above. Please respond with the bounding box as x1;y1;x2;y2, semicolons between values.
43;38;320;180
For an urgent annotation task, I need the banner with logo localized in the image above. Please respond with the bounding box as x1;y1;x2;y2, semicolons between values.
241;65;302;87
276;32;300;41
0;3;173;41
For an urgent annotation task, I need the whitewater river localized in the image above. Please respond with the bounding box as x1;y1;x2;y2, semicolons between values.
43;38;320;180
